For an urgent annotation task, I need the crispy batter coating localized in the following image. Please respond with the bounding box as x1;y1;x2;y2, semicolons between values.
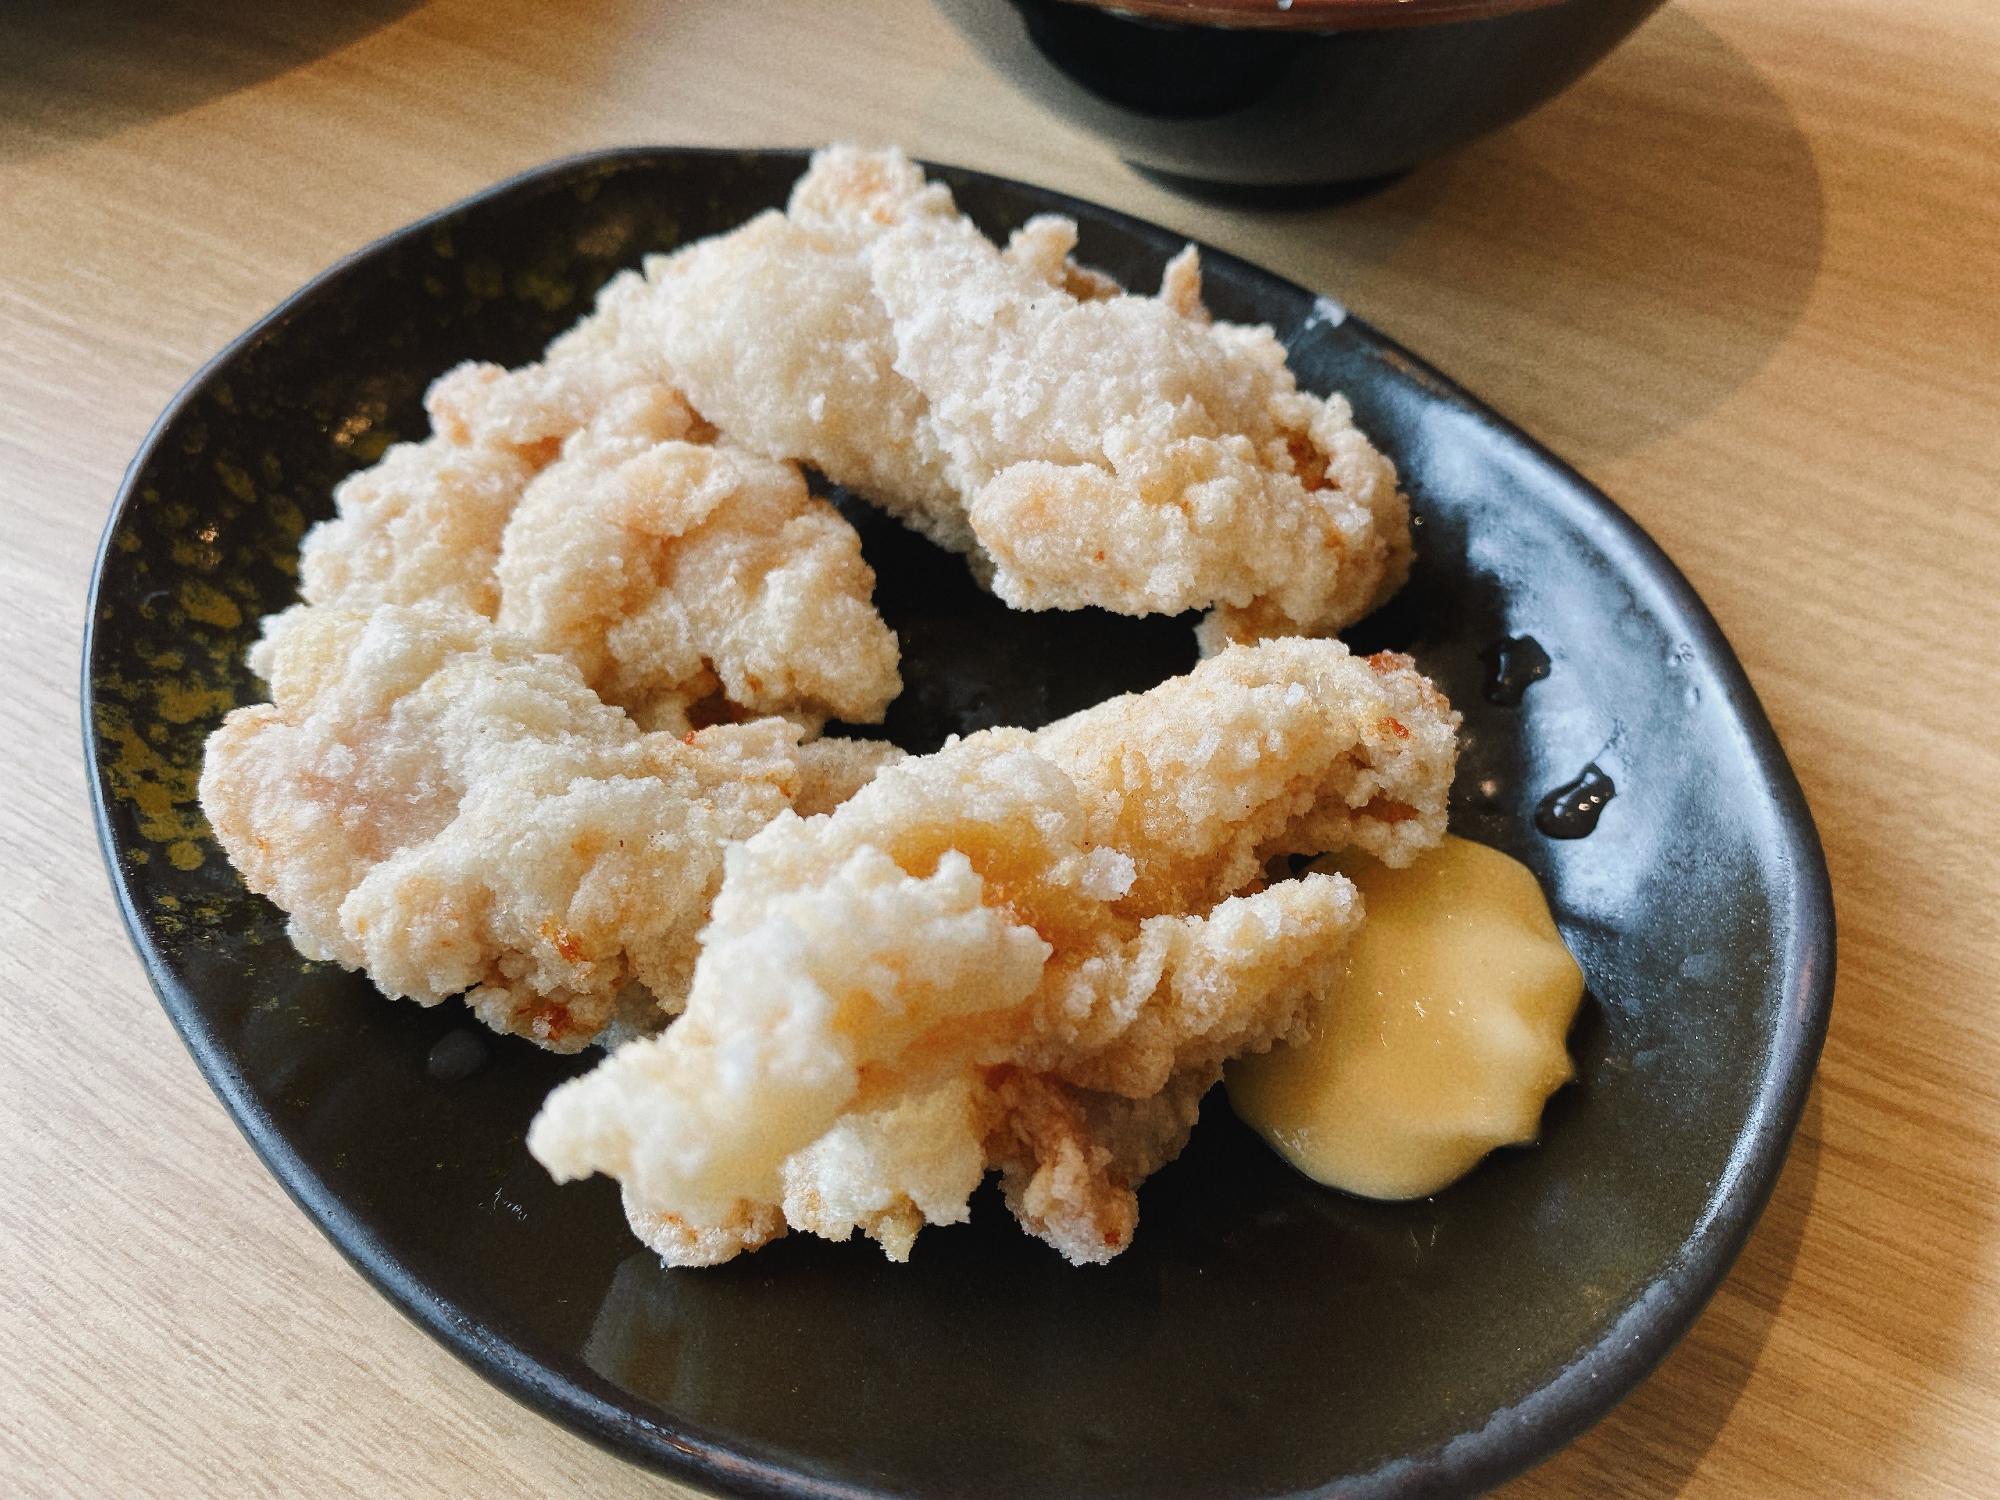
532;833;1052;1215
647;154;969;552
293;435;537;619
201;604;899;1051
495;398;900;735
790;735;907;816
645;146;1411;643
1030;636;1456;923
529;638;1458;1260
619;1016;996;1270
983;1066;1212;1266
622;1193;789;1269
1004;215;1126;305
294;280;700;621
872;211;1412;645
779;1074;994;1261
426;269;689;461
293;276;897;735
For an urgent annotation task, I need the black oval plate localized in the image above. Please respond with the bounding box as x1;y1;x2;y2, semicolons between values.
84;148;1833;1500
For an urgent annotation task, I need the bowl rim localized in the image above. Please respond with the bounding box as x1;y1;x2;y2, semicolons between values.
1042;0;1571;32
84;143;1836;1499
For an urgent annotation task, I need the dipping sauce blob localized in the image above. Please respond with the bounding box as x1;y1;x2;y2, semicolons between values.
1226;836;1583;1200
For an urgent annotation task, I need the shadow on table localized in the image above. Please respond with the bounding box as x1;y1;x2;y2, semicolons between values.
1501;1086;1822;1494
1514;910;1992;1498
0;0;419;163
1214;5;1825;468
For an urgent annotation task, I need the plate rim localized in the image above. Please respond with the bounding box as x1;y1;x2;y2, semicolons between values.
82;143;1836;1499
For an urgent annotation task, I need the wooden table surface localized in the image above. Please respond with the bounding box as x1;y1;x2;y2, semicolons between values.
4;1;1995;1494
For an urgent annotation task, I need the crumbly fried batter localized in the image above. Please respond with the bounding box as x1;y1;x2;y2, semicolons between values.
644;146;1411;644
201;604;898;1051
495;402;900;735
529;638;1458;1260
532;833;1051;1215
780;1075;993;1261
426;269;689;461
294;282;701;622
294;279;898;735
870;207;1410;645
293;435;538;619
623;1193;789;1269
790;735;907;816
1030;636;1456;922
983;1066;1212;1266
1003;215;1126;304
647;156;970;552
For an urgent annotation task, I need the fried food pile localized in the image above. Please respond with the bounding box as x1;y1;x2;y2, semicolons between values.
200;604;900;1050
283;363;901;737
650;146;1414;647
200;144;1456;1262
529;639;1456;1262
207;260;905;1049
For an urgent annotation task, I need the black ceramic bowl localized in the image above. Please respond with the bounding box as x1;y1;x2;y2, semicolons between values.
87;148;1831;1498
937;0;1667;192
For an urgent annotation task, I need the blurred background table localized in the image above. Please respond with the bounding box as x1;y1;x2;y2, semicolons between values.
2;1;1995;1494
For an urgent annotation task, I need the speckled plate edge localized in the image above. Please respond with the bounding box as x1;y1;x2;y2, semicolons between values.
83;146;1835;1499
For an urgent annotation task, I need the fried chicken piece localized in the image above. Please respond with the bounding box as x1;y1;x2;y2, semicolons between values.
291;332;898;735
293;435;538;619
868;208;1411;647
294;276;703;621
201;603;899;1051
494;414;900;736
646;148;1138;558
532;830;1053;1217
645;146;1411;644
646;153;970;553
426;268;692;462
529;638;1458;1259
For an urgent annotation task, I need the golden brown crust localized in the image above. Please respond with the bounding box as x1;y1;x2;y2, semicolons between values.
983;1065;1212;1265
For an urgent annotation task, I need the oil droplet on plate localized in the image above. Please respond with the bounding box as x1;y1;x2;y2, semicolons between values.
1536;764;1615;838
1480;635;1551;705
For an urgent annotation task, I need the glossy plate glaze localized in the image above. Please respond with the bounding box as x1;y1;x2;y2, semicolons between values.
85;148;1833;1499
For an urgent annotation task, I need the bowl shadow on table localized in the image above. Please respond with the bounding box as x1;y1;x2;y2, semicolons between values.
1224;5;1825;469
0;0;419;164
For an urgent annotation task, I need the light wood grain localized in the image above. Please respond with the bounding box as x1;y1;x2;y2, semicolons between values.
3;0;1995;1495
